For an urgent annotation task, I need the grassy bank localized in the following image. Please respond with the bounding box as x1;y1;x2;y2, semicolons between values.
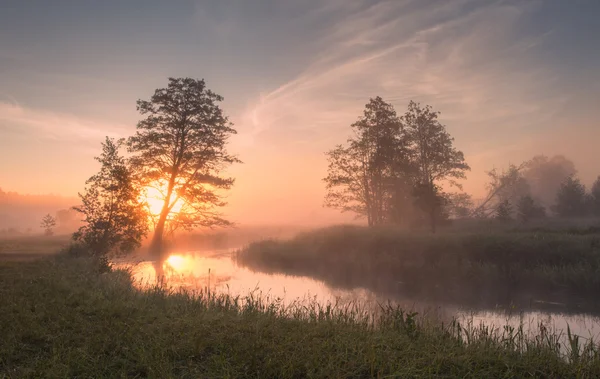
2;256;600;377
235;225;600;309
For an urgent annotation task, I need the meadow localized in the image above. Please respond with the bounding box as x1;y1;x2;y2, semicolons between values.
235;224;600;310
0;234;71;261
2;253;600;378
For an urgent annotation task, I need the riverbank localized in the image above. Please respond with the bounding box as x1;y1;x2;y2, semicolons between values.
1;254;600;377
235;225;600;310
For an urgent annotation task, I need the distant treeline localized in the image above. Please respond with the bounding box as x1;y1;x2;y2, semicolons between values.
323;97;600;231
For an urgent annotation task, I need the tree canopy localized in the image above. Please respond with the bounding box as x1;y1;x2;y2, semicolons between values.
324;98;469;231
553;175;588;218
128;77;240;254
73;138;148;257
323;97;409;226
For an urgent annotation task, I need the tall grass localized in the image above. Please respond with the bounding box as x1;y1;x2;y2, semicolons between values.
235;225;600;309
2;255;600;377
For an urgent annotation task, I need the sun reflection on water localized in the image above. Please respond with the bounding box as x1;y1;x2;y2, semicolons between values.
115;250;600;351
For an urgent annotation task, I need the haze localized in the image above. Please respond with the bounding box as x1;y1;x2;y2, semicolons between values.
1;0;599;228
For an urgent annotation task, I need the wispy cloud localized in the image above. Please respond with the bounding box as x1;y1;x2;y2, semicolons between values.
236;0;569;158
0;102;129;147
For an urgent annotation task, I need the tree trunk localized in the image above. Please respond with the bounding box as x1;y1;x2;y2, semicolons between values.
149;178;175;257
149;209;168;256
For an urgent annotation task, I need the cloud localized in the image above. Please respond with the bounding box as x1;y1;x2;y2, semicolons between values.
236;0;569;158
0;102;129;148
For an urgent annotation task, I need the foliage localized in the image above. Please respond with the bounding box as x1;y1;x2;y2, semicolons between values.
402;101;470;231
3;257;600;377
554;175;588;218
495;200;513;222
445;192;474;219
128;77;240;253
412;182;449;229
40;214;56;236
323;98;469;231
591;176;600;217
323;97;410;226
73;137;148;257
474;162;530;218
516;195;546;223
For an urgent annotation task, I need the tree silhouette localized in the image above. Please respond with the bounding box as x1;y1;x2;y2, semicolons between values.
402;101;470;232
516;195;546;223
40;214;56;236
73;137;148;257
591;176;600;217
323;97;410;226
495;200;513;222
553;175;588;218
128;78;240;254
473;162;530;218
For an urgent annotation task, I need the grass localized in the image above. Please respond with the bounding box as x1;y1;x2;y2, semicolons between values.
0;234;71;261
235;225;600;310
2;254;600;377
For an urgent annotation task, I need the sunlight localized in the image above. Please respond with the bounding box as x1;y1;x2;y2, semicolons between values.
142;181;185;216
165;254;188;272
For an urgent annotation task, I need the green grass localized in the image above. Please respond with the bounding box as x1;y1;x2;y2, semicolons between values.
2;256;600;377
235;225;600;310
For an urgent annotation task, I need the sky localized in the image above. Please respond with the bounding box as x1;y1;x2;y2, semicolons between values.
1;0;599;226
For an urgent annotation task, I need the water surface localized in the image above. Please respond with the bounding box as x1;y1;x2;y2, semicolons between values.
117;249;600;347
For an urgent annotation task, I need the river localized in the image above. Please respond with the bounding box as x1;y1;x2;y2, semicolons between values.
116;248;600;349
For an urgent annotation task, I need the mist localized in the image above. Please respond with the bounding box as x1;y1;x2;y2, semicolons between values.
2;1;600;376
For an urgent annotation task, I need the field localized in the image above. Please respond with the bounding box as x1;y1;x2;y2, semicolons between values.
2;254;600;378
236;224;600;311
0;234;71;261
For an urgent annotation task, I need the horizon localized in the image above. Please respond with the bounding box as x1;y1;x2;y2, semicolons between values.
2;0;600;227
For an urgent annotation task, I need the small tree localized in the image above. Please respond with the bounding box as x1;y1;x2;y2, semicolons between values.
473;162;530;218
591;176;600;217
73;137;148;257
516;195;546;223
40;214;57;236
554;175;588;218
495;200;513;222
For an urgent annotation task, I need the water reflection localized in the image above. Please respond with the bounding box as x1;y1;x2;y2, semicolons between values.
116;250;600;347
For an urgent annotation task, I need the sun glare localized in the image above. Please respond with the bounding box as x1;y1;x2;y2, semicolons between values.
165;254;188;272
142;181;185;216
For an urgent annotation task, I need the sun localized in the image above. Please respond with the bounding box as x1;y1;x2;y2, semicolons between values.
141;181;185;217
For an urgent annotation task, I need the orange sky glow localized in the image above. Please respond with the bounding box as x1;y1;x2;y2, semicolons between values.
1;1;599;227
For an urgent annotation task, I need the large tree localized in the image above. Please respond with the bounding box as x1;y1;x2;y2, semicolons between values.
323;97;410;226
128;77;240;254
73;137;148;257
402;101;470;232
